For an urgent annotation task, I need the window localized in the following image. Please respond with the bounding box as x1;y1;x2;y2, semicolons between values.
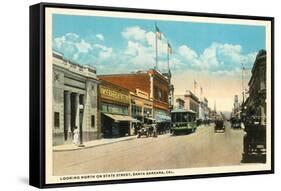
158;89;162;100
101;102;129;115
91;115;95;128
54;112;60;128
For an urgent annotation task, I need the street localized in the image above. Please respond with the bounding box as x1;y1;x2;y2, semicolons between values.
53;122;245;176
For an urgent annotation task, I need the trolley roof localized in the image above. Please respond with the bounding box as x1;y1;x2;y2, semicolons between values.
171;108;196;114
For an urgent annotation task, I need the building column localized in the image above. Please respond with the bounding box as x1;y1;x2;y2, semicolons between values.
75;93;80;131
65;91;72;141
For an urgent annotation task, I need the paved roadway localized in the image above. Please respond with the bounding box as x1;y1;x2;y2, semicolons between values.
53;122;245;176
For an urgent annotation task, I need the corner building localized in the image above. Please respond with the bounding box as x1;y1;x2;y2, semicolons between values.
52;52;99;146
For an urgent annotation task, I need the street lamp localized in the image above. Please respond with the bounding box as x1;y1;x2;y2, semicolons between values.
78;104;85;147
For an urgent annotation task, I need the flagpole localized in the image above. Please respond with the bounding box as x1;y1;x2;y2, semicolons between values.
155;23;158;70
194;80;196;95
167;42;169;71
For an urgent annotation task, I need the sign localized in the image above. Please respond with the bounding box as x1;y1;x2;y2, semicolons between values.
100;86;129;104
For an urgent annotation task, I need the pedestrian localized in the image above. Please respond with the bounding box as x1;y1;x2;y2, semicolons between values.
73;126;79;145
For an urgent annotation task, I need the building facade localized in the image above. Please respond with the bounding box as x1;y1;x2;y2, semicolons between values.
184;90;200;118
130;89;153;122
244;49;267;126
99;80;133;138
202;97;209;121
98;69;170;121
175;97;185;109
198;97;209;121
232;95;240;119
52;52;99;146
241;49;267;163
163;70;174;111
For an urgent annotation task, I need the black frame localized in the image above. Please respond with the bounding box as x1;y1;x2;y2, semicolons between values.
29;2;274;188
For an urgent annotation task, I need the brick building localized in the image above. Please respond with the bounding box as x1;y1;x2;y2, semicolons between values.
98;69;170;120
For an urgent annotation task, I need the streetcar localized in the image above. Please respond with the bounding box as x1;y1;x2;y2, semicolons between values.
170;108;197;135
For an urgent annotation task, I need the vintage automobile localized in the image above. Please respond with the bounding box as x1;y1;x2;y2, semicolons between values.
231;118;242;129
214;119;225;133
137;126;149;138
137;118;158;138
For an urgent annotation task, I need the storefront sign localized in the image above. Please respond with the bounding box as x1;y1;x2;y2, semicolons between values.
100;86;129;104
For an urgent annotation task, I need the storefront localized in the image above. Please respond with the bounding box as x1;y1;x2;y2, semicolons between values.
130;89;153;122
99;80;133;138
130;89;153;135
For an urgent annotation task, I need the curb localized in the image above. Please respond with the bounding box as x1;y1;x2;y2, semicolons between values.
53;136;136;152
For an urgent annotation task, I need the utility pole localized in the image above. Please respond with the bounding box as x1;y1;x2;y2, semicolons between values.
242;62;245;105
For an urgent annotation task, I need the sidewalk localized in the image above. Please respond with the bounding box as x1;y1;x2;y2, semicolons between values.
53;136;136;152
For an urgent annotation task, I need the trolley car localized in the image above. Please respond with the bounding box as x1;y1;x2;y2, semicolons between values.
170;108;197;135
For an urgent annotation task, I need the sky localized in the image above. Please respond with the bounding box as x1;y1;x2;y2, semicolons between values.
52;14;266;112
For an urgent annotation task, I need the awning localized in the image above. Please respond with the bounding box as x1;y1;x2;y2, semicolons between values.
132;118;141;123
145;117;156;121
103;113;134;122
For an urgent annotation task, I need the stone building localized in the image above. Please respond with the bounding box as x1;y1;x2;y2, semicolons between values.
98;69;170;120
52;52;99;146
184;90;200;118
201;97;209;121
175;97;185;109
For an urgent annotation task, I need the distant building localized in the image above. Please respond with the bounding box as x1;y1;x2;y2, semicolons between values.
184;90;200;118
209;110;217;121
52;51;99;146
232;95;240;119
203;97;209;120
175;97;185;109
98;69;170;121
199;97;209;121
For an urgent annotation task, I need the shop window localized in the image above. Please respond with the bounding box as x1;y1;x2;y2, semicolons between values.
54;112;60;128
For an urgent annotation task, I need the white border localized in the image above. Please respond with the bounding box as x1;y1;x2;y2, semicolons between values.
45;7;272;184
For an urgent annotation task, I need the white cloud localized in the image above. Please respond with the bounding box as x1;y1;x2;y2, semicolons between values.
64;33;80;42
123;40;155;68
120;26;173;72
175;42;257;73
178;45;198;60
75;39;92;53
53;36;65;49
96;34;104;41
53;33;92;56
53;33;115;68
122;26;146;41
200;43;219;69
